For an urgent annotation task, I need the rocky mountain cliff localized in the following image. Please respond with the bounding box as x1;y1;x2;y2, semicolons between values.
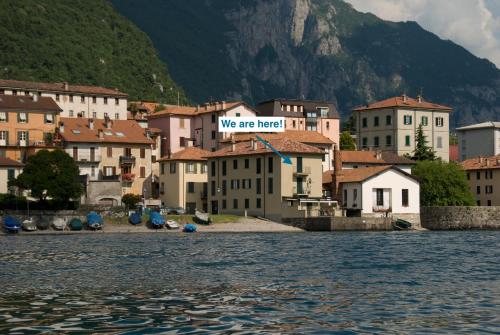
112;0;499;128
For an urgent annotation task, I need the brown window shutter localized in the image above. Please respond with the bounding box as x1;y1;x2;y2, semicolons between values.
112;166;116;176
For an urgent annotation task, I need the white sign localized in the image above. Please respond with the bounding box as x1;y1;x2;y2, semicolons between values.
218;117;285;133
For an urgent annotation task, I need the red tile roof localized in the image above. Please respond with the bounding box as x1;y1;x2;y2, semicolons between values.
461;155;500;170
219;130;333;145
0;157;23;167
0;79;128;97
147;101;246;119
158;147;211;161
207;138;323;158
58;117;153;145
340;150;414;165
323;165;417;184
0;94;61;112
353;95;452;112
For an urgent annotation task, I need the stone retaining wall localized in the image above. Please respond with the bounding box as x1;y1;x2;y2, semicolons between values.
282;216;393;231
421;206;500;230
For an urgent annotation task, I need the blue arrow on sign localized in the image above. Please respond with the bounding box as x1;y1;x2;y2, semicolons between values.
255;135;292;165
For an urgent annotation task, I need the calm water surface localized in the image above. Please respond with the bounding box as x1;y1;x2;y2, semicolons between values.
0;232;499;334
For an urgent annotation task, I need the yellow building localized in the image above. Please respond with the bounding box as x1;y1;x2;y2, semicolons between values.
158;147;210;213
462;155;500;206
0;94;61;162
207;138;327;221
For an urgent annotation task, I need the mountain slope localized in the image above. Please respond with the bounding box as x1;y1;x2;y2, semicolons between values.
112;0;500;127
0;0;187;103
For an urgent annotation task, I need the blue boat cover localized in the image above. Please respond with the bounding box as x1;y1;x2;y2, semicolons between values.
87;212;103;226
129;212;142;225
149;211;164;227
3;216;21;230
183;223;197;233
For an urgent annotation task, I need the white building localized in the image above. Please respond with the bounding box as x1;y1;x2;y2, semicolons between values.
0;79;128;120
339;165;420;216
457;122;500;161
0;157;23;194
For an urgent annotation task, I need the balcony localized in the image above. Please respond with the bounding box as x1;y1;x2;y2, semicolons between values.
121;173;135;182
120;155;136;165
77;156;101;164
293;185;309;197
293;166;311;176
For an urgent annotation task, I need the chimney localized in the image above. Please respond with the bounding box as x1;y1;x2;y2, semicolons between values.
33;94;38;102
402;93;407;102
231;134;236;152
251;137;257;150
88;118;94;130
486;159;491;167
98;129;104;139
221;101;226;110
63;82;69;91
104;115;111;129
59;121;64;133
417;95;423;103
375;150;382;160
196;105;200;113
204;103;209;111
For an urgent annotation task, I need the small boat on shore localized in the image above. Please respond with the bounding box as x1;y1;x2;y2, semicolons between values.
393;218;412;230
36;216;50;230
87;212;103;230
52;218;67;230
129;212;142;225
183;223;197;233
194;209;212;225
22;218;37;232
3;216;21;233
149;211;165;229
69;218;83;231
166;219;180;230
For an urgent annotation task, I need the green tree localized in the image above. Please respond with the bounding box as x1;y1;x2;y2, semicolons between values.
340;131;356;150
411;124;436;161
412;160;475;206
10;149;82;203
122;193;142;208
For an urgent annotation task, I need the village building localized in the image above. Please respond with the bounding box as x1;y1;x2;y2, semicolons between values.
457;122;500;161
256;99;340;145
0;79;128;120
337;150;414;173
0;157;23;194
57;117;154;206
147;101;257;155
0;94;61;162
461;155;500;206
207;138;333;221
158;147;210;213
353;94;452;161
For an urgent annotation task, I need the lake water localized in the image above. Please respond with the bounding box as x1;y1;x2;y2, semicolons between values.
0;232;499;334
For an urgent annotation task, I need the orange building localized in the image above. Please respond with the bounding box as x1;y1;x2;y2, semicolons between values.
0;94;61;162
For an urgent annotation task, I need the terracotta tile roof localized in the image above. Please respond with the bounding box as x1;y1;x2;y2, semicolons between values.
0;157;23;167
0;94;61;112
129;101;160;114
158;147;211;161
340;150;414;165
220;130;333;145
207;138;323;159
323;165;418;184
0;79;128;97
147;101;245;119
58;117;153;145
353;95;452;112
461;155;500;170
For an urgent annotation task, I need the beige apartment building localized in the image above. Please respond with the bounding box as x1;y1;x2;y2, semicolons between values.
353;94;452;161
57;117;154;205
158;147;210;213
461;155;500;206
0;79;128;120
207;138;328;221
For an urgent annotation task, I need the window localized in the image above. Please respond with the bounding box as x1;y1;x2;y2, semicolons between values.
467;173;470;180
161;163;165;175
374;116;379;127
437;136;443;148
55;94;60;101
488;200;492;206
436;117;444;127
140;166;146;178
421;116;428;126
486;185;493;194
44;114;54;124
362;118;367;128
0;131;8;145
18;112;27;123
179;118;185;128
0;112;7;122
244;199;250;209
405;135;411;147
124;148;132;156
92;96;97;104
222;199;227;209
376;189;384;206
211;130;216;140
211;161;216;177
80;111;85;118
233;159;238;170
211;113;216;123
73;146;78;161
12;90;17;96
244;159;249;169
201;163;207;173
402;189;409;207
69;110;74;117
80;96;85;103
256;158;261;174
170;162;176;174
476;186;481;194
69;95;74;103
297;156;303;173
268;157;273;173
107;147;112;157
256;198;261;209
115;98;119;106
343;189;348;205
326;121;330;130
211;180;216;196
256;178;261;194
374;136;379;147
268;177;273;194
7;168;15;181
187;182;195;193
236;113;241;117
222;161;227;176
140;148;145;159
222;180;227;196
90;147;95;161
362;137;368;149
477;200;481;206
104;97;108;105
92;112;97;119
186;162;196;173
160;182;165;194
293;120;296;128
248;178;252;189
104;112;109;119
386;115;392;125
404;115;412;125
476;171;480;180
242;179;247;189
386;135;392;146
115;113;119;120
233;199;238;209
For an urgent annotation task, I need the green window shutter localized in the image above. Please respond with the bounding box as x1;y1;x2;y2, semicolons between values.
7;169;15;181
26;131;29;145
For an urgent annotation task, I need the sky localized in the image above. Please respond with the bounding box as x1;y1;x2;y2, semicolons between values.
345;0;500;68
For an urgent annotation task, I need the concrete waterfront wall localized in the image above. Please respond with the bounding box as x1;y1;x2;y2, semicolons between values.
2;206;127;223
421;206;500;230
282;216;393;231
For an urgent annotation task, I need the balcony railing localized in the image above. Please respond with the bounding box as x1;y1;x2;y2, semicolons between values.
293;166;311;176
120;155;136;165
293;185;308;196
77;156;101;164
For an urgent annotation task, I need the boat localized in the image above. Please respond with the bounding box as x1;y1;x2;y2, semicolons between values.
22;218;37;231
149;211;165;229
393;218;412;230
183;223;197;233
166;219;180;230
194;209;212;225
52;217;67;230
69;218;83;231
128;212;142;225
36;216;50;230
3;216;21;233
87;212;104;230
